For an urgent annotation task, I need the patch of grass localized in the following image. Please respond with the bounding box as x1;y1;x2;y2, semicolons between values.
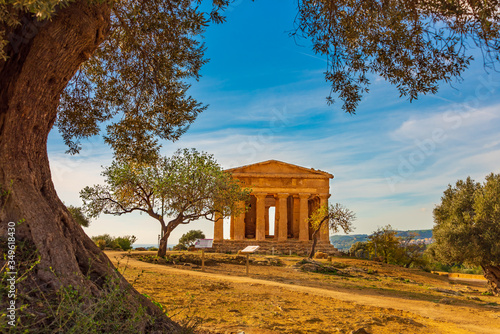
0;238;174;333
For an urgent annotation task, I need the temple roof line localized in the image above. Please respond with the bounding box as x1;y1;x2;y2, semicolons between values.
225;160;334;179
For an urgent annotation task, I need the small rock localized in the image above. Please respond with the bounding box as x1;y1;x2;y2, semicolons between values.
468;296;481;301
351;328;370;334
314;251;328;259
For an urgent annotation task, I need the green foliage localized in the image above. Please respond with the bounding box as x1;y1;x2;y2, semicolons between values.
308;203;355;258
178;230;205;249
0;0;71;60
81;148;250;247
365;225;426;267
332;229;433;251
367;225;401;263
91;234;136;250
432;173;500;268
115;235;138;251
66;205;91;227
349;241;370;259
294;0;500;113
55;0;230;161
173;244;188;251
2;0;498;164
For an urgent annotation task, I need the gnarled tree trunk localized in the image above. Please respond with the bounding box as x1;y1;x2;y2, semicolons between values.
482;265;500;296
0;2;178;331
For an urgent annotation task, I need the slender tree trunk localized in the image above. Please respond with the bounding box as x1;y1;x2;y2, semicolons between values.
158;226;170;257
308;228;320;259
482;265;500;296
0;2;178;331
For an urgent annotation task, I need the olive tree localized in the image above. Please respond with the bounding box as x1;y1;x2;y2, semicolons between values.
367;225;400;263
2;0;500;327
308;203;355;258
81;148;250;257
432;174;500;295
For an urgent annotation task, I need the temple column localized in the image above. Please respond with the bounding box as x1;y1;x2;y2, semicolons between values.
230;215;234;239
319;194;330;242
293;196;300;238
214;212;224;241
276;193;288;241
299;193;310;241
265;206;270;236
234;201;246;240
255;193;267;241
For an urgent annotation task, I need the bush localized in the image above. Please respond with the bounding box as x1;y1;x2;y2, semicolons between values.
349;241;369;259
115;235;137;251
177;230;205;249
173;244;188;251
91;234;136;251
95;239;107;250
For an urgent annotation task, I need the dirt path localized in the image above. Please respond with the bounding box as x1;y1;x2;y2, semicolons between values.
108;252;499;334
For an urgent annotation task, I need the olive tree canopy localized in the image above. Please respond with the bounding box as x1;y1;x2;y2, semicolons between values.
431;173;500;295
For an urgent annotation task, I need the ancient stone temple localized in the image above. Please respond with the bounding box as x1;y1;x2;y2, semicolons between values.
212;160;339;255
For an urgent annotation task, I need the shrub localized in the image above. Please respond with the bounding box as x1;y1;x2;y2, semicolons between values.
96;239;107;250
177;230;205;250
173;244;188;251
115;235;137;251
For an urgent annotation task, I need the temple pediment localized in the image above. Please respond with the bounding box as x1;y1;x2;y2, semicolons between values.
226;160;333;179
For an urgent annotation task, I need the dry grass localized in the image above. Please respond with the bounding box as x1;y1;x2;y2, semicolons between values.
109;251;500;334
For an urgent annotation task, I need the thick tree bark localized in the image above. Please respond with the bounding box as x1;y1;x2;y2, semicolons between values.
482;265;500;296
0;2;178;331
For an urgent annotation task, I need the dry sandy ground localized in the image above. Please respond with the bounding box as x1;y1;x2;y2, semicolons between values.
106;251;500;334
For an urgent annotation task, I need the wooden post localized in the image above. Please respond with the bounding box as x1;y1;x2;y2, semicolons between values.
246;253;249;276
201;249;205;272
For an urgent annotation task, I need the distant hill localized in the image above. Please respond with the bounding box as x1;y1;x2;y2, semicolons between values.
330;229;433;251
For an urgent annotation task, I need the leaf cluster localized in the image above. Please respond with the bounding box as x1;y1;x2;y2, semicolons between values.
177;229;205;248
294;0;500;113
53;0;231;161
432;173;500;267
91;233;137;250
367;224;400;263
0;0;71;60
66;204;91;227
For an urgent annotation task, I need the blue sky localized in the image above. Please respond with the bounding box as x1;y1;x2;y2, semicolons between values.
48;0;500;245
